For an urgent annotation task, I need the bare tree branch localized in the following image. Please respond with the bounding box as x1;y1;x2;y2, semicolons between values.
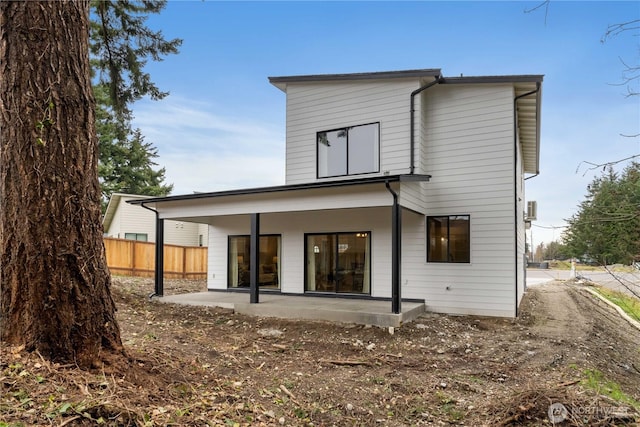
607;57;640;97
601;19;640;43
576;154;640;176
524;0;550;25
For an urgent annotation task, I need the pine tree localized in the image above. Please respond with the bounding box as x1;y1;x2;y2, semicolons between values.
91;1;180;205
563;162;640;264
90;0;181;120
95;83;173;210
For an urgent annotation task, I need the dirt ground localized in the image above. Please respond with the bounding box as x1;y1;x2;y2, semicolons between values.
1;277;639;426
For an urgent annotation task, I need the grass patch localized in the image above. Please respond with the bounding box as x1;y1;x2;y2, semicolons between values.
581;369;640;411
435;391;465;422
593;286;640;322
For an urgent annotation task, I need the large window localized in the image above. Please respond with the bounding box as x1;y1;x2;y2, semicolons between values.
427;216;470;263
305;232;371;294
228;235;281;289
317;122;380;178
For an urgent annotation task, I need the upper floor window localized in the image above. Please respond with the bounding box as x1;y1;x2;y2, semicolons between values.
317;122;380;178
427;215;470;263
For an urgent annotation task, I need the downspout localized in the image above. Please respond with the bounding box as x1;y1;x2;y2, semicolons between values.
410;75;443;174
513;83;541;317
385;180;401;314
140;202;164;299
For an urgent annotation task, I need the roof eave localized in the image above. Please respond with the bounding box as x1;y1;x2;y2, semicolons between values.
127;174;432;206
520;82;543;175
442;75;544;85
269;68;442;92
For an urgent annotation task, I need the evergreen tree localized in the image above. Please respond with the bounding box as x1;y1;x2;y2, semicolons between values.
99;129;173;201
95;83;173;210
90;0;181;120
543;241;569;260
91;1;180;205
563;162;640;264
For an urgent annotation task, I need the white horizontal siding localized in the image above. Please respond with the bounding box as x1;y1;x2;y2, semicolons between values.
409;83;518;317
164;221;202;247
284;79;421;184
105;197;156;241
399;181;425;214
104;199;125;237
105;196;204;246
516;135;526;308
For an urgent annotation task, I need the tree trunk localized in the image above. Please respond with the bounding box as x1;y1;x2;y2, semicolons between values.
0;0;123;367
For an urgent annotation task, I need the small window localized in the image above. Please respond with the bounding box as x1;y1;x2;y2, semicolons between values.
317;122;379;178
427;216;470;263
124;233;148;242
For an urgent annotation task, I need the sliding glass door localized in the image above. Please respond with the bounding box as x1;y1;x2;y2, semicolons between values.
228;235;281;290
305;232;370;294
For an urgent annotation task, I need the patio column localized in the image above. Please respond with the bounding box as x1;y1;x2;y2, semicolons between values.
155;217;164;297
391;201;402;314
250;213;260;304
385;180;401;314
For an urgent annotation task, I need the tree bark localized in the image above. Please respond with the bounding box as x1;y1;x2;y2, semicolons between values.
0;0;123;367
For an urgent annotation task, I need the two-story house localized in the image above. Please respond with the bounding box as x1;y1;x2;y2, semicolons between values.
129;68;542;318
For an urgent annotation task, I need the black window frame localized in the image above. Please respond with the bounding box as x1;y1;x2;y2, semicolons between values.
426;215;471;263
227;234;281;289
304;231;372;294
316;122;380;179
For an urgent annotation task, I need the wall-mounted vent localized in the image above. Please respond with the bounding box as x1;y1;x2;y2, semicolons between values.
526;201;537;221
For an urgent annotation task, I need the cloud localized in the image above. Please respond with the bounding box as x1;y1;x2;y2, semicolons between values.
131;96;286;195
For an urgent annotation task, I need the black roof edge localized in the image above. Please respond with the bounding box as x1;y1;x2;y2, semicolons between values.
442;75;544;84
269;71;543;86
127;174;432;205
269;69;442;84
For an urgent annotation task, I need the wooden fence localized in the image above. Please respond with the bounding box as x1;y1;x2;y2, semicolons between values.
104;237;207;280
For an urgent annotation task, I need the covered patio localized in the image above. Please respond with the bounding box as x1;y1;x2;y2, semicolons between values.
156;291;426;328
129;174;431;327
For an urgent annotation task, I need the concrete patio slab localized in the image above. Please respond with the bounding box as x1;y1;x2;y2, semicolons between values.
156;291;425;328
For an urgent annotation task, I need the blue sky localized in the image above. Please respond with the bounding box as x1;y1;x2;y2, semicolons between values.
131;1;640;247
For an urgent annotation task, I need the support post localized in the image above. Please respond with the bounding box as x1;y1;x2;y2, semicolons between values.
385;181;401;314
250;213;260;304
391;201;402;314
155;218;165;297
